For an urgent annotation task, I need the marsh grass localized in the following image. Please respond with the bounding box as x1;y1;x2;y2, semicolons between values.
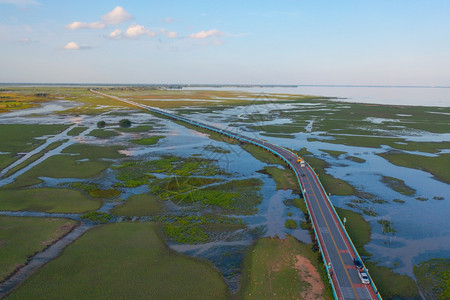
0;188;101;213
8;223;229;299
0;217;77;281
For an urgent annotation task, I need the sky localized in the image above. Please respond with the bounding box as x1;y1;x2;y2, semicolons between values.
0;0;449;85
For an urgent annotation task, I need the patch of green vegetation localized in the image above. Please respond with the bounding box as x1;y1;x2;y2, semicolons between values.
163;223;209;244
172;178;263;214
362;208;378;216
0;124;68;169
131;136;164;145
203;144;231;154
381;176;416;196
371;199;389;204
242;143;285;165
320;149;347;158
87;129;119;138
346;156;366;163
115;124;153;132
414;258;449;300
80;212;112;224
378;152;450;184
284;198;307;215
118;119;132;128
308;135;403;149
377;219;397;234
260;132;295;139
7;144;124;188
67;126;88;136
0;188;101;213
9;223;229;299
3;139;69;178
335;207;371;256
365;261;419;299
304;156;355;196
239;236;331;299
393;141;450;154
416;196;428;201
285;219;298;229
393;199;405;204
69;182;121;198
295;147;313;157
261;166;299;192
433;196;445;200
112;194;162;216
286;212;293;216
0;217;77;281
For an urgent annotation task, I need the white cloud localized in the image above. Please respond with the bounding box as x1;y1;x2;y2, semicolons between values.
0;0;40;5
102;6;133;24
109;29;122;38
66;21;105;30
164;17;174;23
161;29;178;39
189;29;223;39
125;24;155;38
64;41;80;50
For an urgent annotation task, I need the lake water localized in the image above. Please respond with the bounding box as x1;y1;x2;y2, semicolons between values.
184;86;450;107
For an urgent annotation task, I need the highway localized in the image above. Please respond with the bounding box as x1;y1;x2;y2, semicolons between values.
92;90;382;300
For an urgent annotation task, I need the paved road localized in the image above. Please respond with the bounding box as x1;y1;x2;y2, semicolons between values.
92;90;382;300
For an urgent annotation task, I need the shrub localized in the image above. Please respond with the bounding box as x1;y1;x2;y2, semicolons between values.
97;121;106;128
119;119;132;128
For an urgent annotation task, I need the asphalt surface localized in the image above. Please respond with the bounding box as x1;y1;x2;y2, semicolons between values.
93;90;381;300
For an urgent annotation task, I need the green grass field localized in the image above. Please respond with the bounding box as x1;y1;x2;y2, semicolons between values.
112;194;163;216
239;236;331;299
7;144;124;188
262;166;300;192
381;176;416;195
320;149;347;158
335;207;371;256
131;136;164;145
305;156;354;196
378;152;450;184
0;217;77;281
87;129;120;138
0;188;101;213
9;223;229;299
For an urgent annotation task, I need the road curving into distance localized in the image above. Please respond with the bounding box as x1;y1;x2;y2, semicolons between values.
92;90;382;300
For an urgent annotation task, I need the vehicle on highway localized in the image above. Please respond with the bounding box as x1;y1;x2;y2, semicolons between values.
354;257;364;271
358;271;370;284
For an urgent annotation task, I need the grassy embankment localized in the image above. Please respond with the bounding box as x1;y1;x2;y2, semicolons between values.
378;152;450;184
0;124;68;171
239;236;331;299
380;176;416;195
4;143;124;188
8;223;229;299
414;258;449;300
0;188;101;213
87;129;119;138
112;194;162;216
0;217;77;281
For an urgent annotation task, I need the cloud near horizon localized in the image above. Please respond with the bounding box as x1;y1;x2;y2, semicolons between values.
189;29;223;39
66;21;106;30
64;41;90;50
101;6;133;25
109;24;156;39
66;6;133;30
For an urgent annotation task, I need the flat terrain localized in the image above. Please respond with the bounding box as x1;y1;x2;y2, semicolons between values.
0;217;77;281
9;223;229;299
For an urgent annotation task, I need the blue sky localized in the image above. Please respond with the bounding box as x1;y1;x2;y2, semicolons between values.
0;0;449;85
